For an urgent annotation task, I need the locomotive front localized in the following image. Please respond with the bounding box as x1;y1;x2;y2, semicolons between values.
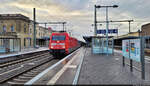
49;32;69;56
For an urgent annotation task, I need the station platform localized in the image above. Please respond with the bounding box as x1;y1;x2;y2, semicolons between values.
78;48;150;85
0;47;49;59
25;47;150;85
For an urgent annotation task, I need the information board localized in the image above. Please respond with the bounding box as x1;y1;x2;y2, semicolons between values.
122;39;141;62
130;39;141;62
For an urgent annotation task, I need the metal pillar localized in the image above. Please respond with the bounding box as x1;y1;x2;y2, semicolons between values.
45;23;47;29
63;23;65;31
94;5;97;36
130;59;133;72
123;56;125;67
128;21;133;72
112;38;114;55
33;8;36;48
106;7;109;55
129;21;131;33
139;30;145;80
141;36;145;80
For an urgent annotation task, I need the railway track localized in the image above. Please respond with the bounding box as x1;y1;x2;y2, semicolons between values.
0;50;49;65
0;47;81;86
0;51;57;86
6;59;58;86
0;52;49;68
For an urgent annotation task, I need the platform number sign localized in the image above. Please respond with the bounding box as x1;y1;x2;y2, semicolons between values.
96;29;118;34
122;39;141;62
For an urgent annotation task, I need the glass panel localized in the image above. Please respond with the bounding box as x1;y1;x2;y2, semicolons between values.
93;38;100;47
92;37;114;54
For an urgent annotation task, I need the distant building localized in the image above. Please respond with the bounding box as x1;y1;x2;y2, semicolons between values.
0;14;53;53
141;23;150;48
45;27;53;46
141;23;150;36
0;14;32;49
36;26;52;47
36;26;46;46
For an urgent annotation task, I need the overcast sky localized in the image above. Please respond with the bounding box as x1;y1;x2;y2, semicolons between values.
0;0;150;41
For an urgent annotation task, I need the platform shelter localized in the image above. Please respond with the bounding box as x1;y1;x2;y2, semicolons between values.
91;36;114;54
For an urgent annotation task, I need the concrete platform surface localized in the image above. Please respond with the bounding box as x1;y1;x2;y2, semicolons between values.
78;48;150;85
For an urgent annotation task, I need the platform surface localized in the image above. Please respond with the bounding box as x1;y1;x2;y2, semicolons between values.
78;48;150;85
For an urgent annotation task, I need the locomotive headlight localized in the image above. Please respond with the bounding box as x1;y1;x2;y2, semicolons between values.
62;46;65;48
51;43;56;45
51;46;54;48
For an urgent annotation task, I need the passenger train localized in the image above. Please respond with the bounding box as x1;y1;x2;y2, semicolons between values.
49;31;80;57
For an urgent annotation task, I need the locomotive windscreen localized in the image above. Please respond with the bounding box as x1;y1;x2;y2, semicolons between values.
52;35;66;40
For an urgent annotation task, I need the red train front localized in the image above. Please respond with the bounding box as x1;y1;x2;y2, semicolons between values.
49;32;79;57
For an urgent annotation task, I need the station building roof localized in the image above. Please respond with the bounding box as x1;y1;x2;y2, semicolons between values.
114;31;140;39
0;14;30;22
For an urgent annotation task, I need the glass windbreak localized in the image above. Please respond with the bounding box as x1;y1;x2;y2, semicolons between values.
52;35;66;40
93;38;100;47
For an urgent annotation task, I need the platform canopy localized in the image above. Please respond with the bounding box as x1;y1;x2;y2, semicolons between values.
83;36;114;43
83;36;92;43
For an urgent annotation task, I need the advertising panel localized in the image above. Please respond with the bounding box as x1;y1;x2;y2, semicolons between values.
122;40;129;58
122;39;141;62
130;39;141;62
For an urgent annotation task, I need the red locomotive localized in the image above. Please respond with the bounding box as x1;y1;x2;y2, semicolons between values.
49;31;79;57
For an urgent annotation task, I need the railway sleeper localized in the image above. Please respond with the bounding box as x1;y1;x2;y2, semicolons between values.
22;74;36;77
28;70;40;74
19;76;33;79
18;76;32;80
13;78;29;82
24;73;37;76
32;69;46;72
26;72;39;75
7;81;25;85
23;73;37;76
